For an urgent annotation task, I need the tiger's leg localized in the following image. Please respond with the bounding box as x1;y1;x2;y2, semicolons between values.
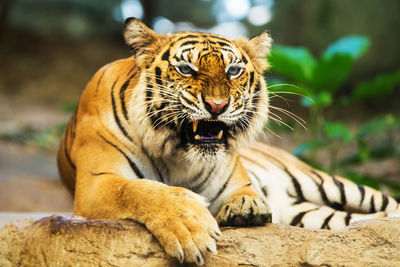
214;156;272;227
72;133;221;265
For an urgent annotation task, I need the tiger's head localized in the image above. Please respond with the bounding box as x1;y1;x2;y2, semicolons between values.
124;18;272;163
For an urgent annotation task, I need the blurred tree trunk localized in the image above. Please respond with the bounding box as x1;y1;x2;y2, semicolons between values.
0;0;11;39
140;0;156;26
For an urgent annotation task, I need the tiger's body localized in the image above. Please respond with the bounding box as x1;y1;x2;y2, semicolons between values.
58;18;400;265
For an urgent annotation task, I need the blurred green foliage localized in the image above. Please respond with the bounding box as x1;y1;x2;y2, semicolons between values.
0;123;66;150
268;36;400;193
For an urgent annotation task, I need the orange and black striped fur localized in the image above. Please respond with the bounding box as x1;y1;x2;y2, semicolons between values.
58;18;400;265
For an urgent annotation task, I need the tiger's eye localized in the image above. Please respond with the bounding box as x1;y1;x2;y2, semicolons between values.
176;65;194;76
227;66;243;78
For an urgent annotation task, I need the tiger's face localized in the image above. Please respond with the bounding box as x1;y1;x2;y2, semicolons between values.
124;18;272;162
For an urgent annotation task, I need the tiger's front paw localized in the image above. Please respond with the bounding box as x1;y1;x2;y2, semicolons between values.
215;195;272;227
145;187;221;265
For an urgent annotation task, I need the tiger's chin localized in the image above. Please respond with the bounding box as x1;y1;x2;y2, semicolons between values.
183;143;228;164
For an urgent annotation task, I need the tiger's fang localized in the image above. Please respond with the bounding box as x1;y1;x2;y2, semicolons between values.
193;121;198;132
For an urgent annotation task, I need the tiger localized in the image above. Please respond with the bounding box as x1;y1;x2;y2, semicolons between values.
57;17;400;265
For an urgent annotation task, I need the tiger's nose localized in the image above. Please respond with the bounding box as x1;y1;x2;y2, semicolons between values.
204;98;229;114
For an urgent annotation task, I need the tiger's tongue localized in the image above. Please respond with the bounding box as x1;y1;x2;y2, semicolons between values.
194;130;223;140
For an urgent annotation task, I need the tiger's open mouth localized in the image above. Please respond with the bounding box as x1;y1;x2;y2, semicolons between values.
181;120;228;144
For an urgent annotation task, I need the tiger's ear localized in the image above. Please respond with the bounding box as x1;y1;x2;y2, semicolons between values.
234;31;273;73
124;18;163;64
249;31;273;60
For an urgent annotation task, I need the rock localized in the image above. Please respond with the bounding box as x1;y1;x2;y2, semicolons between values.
1;215;400;266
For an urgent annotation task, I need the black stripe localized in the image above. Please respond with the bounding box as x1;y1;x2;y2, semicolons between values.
290;211;307;227
332;176;347;207
208;34;230;42
97;133;144;178
155;67;162;86
177;34;198;41
289;208;318;227
127;64;136;75
111;79;133;142
253;80;261;93
292;199;305;205
252;81;261;108
181;40;198;46
71;112;77;139
145;79;155;126
241;55;248;65
181;47;193;54
184;87;197;98
64;139;76;170
191;167;215;193
162;48;170;61
148;72;168;129
120;72;136;120
63;116;76;170
262;186;268;197
321;213;334;229
249;72;255;89
189;169;205;191
381;194;389;211
180;94;197;108
286;168;305;202
91;172;114;176
311;171;330;206
246;149;309;203
141;146;164;183
219;52;225;63
217;41;231;47
369;195;376;213
221;47;235;54
145;79;153;102
158;102;167;110
357;184;365;206
210;157;239;203
345;212;352;226
236;80;260;133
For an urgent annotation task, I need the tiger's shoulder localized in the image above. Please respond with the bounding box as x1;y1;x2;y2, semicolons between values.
78;57;139;112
